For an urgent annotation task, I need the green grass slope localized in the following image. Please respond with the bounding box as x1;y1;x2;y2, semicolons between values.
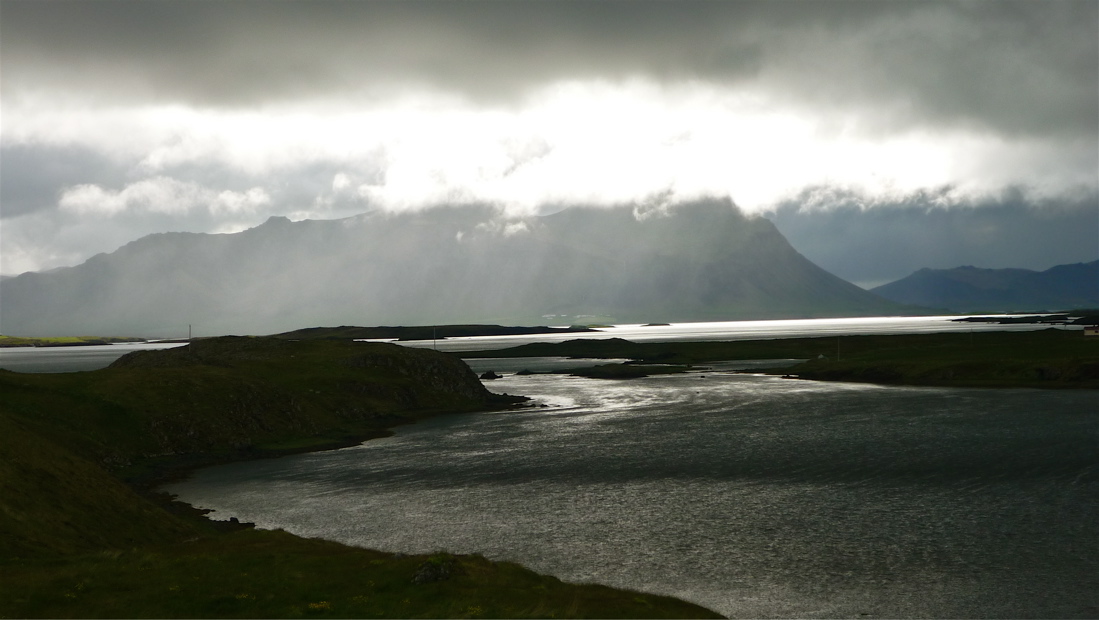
0;412;201;557
0;337;517;477
0;337;719;618
780;329;1099;388
1;531;717;619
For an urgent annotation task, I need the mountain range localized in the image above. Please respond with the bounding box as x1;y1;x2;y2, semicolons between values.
0;201;910;337
871;261;1099;313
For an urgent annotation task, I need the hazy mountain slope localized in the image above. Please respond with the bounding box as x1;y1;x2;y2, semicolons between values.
870;261;1099;312
0;201;908;336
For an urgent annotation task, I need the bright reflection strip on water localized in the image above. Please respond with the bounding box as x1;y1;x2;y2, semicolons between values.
166;372;1099;618
375;315;1069;352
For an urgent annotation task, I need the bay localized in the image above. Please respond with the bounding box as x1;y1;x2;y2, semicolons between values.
166;371;1099;618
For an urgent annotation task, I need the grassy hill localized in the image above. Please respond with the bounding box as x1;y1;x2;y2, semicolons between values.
0;337;718;618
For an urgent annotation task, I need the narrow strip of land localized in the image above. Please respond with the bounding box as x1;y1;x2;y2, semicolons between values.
458;329;1099;388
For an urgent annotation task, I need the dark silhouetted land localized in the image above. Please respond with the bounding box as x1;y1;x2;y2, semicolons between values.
871;261;1099;313
0;337;719;618
459;329;1099;389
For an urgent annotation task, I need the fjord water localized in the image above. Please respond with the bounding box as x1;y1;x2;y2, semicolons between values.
391;315;1061;352
167;371;1098;618
0;341;188;373
0;316;1054;373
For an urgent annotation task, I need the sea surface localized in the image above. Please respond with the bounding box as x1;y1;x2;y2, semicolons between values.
0;315;1064;373
166;370;1099;618
384;315;1068;352
0;341;188;373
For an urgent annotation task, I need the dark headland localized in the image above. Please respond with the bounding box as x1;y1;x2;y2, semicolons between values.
0;337;719;618
459;329;1099;389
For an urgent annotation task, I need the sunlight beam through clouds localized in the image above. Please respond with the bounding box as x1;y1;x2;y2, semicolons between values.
2;0;1096;277
6;80;1092;221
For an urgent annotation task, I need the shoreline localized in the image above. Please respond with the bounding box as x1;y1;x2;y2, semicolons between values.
1;336;718;617
125;399;728;618
456;329;1099;389
133;400;532;519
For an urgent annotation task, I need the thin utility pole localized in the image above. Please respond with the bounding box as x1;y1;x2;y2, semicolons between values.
188;324;192;341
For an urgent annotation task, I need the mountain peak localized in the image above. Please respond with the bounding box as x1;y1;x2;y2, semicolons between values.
0;204;908;337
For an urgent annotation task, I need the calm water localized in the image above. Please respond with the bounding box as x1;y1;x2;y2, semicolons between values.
0;315;1062;373
384;315;1064;352
167;371;1099;618
0;341;187;373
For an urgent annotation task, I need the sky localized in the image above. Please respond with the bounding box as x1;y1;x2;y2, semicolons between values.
2;0;1097;286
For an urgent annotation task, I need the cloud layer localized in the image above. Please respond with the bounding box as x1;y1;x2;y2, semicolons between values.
2;0;1096;279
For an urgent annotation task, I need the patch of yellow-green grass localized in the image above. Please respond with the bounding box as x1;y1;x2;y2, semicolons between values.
0;335;144;347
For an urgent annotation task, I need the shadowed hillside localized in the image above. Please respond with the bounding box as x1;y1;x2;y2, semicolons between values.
0;338;718;618
0;201;910;337
871;261;1099;312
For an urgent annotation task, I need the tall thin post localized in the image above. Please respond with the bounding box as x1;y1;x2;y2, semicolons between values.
188;324;192;341
433;326;437;351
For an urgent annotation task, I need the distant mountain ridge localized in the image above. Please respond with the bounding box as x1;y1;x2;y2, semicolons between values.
0;201;910;337
870;261;1099;313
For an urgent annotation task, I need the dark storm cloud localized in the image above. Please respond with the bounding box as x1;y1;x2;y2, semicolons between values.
767;191;1099;288
3;0;1095;136
0;144;130;218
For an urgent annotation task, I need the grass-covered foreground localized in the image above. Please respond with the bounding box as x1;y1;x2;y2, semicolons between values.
462;328;1099;388
0;337;719;618
1;531;714;619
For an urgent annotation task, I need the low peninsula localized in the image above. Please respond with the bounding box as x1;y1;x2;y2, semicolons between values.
0;337;719;619
459;329;1099;389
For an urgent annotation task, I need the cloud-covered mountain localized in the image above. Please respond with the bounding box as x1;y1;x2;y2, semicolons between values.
871;261;1099;313
0;201;910;337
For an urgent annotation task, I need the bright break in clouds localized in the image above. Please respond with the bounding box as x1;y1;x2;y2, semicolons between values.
1;0;1096;278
